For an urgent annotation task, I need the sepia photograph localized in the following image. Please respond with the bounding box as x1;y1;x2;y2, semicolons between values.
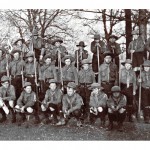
0;1;149;142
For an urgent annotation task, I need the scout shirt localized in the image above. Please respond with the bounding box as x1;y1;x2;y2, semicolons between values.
62;64;78;85
78;68;95;84
39;63;57;81
17;90;36;108
9;58;25;76
120;68;136;92
98;62;118;85
42;88;63;106
0;85;16;101
62;93;83;113
89;91;108;108
107;94;127;110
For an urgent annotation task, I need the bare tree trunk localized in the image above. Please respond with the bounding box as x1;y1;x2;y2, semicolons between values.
139;9;147;41
125;9;132;58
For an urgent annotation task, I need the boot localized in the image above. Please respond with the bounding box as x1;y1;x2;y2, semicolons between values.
42;112;50;124
11;109;16;123
0;109;7;123
18;113;26;126
100;120;105;128
117;122;123;132
51;114;58;124
34;115;40;124
106;122;113;131
77;119;83;127
144;116;150;124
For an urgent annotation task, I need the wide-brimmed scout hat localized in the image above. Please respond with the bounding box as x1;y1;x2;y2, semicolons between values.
52;39;63;45
62;55;75;63
76;41;87;47
67;82;76;89
142;60;150;67
93;34;100;39
108;35;118;40
111;86;121;92
49;79;58;84
44;54;56;61
23;82;32;88
90;83;104;90
25;52;34;58
11;49;21;55
121;59;132;66
81;59;92;65
103;51;114;58
1;75;10;83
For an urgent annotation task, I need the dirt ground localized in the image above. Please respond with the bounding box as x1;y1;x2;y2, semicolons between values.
0;115;150;141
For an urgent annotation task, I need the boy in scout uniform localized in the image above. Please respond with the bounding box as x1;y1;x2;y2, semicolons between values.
91;34;106;82
41;79;63;124
0;76;16;123
0;47;8;80
78;59;95;120
107;86;127;132
39;54;57;95
120;59;137;122
75;41;88;71
89;83;108;128
138;60;150;123
15;82;40;125
9;49;25;99
61;55;78;93
51;38;68;67
98;51;118;97
24;52;40;93
56;82;83;127
107;35;121;69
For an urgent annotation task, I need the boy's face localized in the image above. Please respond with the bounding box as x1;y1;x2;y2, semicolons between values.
93;88;99;94
45;58;51;65
13;52;20;60
55;42;61;47
25;86;32;93
27;57;33;62
83;64;89;70
2;81;9;89
79;46;83;50
144;67;150;72
67;87;75;96
49;83;56;91
104;56;112;64
125;63;132;70
113;92;120;98
65;58;71;66
109;38;116;43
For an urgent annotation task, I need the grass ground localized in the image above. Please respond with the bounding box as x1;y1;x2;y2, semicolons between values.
0;116;150;141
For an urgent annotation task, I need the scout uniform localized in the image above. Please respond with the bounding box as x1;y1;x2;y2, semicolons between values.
89;83;108;127
24;52;40;93
107;86;127;132
98;51;118;97
30;27;44;62
15;82;40;125
107;35;121;69
56;82;83;127
51;39;68;67
0;76;16;123
0;47;8;80
138;60;150;123
91;34;106;81
9;49;25;99
145;37;150;60
39;54;57;93
120;59;137;122
128;35;145;70
75;41;88;70
78;59;95;119
41;79;63;124
61;55;78;92
40;40;55;61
